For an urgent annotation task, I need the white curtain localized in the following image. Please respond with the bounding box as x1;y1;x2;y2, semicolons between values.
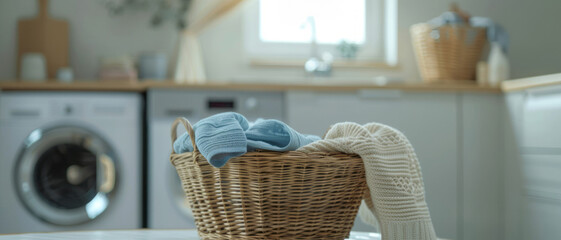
174;0;244;83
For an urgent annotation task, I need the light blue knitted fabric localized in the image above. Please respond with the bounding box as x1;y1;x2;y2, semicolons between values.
173;112;321;168
246;119;321;151
173;112;248;168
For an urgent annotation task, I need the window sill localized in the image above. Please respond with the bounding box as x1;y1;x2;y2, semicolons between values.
250;58;400;70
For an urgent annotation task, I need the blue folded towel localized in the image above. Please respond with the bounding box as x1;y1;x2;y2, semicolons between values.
246;118;321;151
173;112;321;168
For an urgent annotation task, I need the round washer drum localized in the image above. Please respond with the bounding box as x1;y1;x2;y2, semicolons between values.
14;125;118;226
168;166;194;218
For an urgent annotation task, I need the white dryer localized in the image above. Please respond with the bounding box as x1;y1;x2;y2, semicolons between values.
0;92;142;234
147;89;284;229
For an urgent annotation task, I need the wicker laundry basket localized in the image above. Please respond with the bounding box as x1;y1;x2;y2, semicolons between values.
169;117;367;240
411;23;487;83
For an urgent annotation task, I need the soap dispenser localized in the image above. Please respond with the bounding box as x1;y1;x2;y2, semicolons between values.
488;42;510;86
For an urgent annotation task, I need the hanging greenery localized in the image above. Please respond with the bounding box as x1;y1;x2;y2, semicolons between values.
101;0;192;30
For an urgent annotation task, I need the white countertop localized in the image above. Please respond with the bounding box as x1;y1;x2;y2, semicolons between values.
0;229;382;240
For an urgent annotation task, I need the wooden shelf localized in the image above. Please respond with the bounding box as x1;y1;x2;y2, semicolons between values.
250;59;400;69
501;73;561;92
5;72;561;93
0;81;145;92
0;80;502;93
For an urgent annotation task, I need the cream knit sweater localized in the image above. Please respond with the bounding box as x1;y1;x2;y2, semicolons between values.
297;122;437;240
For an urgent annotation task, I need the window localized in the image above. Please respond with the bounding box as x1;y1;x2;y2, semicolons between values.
244;0;397;65
259;0;365;44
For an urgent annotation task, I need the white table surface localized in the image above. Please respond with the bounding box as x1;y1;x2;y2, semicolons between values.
0;229;382;240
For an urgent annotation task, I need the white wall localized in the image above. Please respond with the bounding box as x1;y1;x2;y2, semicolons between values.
1;0;560;81
0;0;179;80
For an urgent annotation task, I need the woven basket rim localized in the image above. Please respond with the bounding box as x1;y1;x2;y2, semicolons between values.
170;149;360;157
170;150;362;167
170;117;362;162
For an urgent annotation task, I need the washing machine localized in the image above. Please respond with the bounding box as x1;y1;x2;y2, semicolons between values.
146;89;285;229
0;92;142;234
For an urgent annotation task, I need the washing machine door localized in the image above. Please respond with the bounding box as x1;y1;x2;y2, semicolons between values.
169;166;194;218
14;125;118;225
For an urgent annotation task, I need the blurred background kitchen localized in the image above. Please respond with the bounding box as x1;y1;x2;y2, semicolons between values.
1;0;561;239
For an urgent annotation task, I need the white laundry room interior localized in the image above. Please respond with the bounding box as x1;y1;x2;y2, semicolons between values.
1;0;561;239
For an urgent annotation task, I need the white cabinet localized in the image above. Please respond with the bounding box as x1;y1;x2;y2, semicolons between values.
522;196;561;240
521;154;561;197
460;93;503;240
286;90;459;239
522;86;561;149
508;85;561;240
520;154;561;240
503;91;526;240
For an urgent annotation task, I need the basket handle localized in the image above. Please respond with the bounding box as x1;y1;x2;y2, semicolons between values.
450;3;470;22
171;117;197;154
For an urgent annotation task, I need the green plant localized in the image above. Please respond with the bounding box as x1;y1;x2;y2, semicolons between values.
336;40;359;59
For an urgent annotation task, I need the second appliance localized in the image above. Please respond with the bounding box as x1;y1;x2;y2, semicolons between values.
147;89;285;229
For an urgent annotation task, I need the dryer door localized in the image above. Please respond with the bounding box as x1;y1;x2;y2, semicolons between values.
169;165;194;218
15;126;118;225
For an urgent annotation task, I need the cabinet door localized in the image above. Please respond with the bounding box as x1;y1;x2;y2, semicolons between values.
523;198;561;240
504;92;527;240
286;90;459;239
521;86;561;149
521;154;561;239
461;93;503;240
517;86;561;240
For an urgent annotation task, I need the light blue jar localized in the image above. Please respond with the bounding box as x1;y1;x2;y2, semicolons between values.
138;53;168;80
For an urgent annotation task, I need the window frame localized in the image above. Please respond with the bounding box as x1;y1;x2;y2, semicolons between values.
243;0;397;65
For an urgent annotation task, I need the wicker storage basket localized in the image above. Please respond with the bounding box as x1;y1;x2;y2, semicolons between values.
170;118;367;240
411;23;487;83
